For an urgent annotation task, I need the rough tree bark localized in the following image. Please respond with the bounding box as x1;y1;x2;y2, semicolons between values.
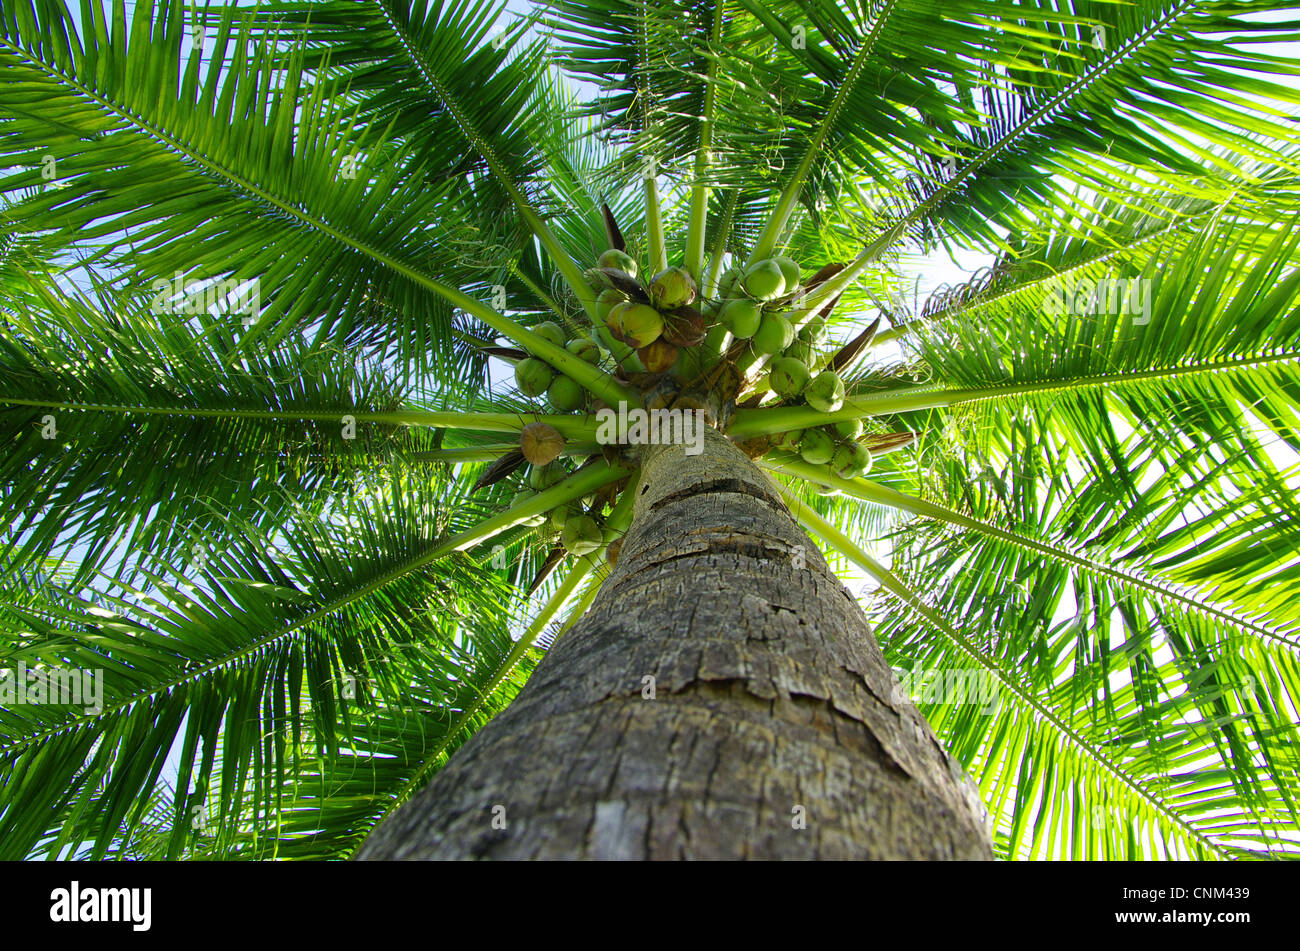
358;425;992;859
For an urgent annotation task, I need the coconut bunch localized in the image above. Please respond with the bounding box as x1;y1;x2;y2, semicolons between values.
588;250;707;375
512;319;607;414
498;237;882;540
511;427;613;556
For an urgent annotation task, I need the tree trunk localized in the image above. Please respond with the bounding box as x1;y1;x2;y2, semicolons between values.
358;426;992;860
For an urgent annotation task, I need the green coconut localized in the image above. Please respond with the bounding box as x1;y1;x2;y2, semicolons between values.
799;429;835;465
533;321;565;348
566;336;601;363
717;266;743;299
649;266;697;310
529;461;568;492
562;514;603;556
514;357;554;397
743;259;787;301
772;256;801;291
720;299;762;338
614;302;664;348
833;442;873;480
833;417;863;439
774;428;803;452
598;249;638;277
752;313;795;355
770;357;811;399
547;374;586;412
798;316;828;344
785;338;817;367
806;369;846;413
595;288;627;324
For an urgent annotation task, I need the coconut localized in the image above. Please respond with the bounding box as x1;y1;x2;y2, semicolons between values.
566;336;601;363
661;308;706;348
520;422;565;466
547;503;573;533
774;428;803;452
833;417;863;439
529;461;568;492
717;266;743;299
785;336;816;362
638;337;679;374
612;302;664;348
595;288;627;324
533;321;565;348
752;313;795;355
833;442;873;479
769;356;811;398
798;316;828;344
562;514;603;556
649;266;697;310
805;369;846;413
799;429;835;465
514;357;554;397
598;249;638;277
720;299;761;338
606;536;623;566
772;256;801;292
743;259;787;301
547;374;586;412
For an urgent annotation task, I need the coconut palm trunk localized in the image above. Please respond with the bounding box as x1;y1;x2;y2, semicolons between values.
358;425;991;860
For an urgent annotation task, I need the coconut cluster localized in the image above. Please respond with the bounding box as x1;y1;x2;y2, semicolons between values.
512;319;607;415
510;457;615;557
588;250;707;376
499;245;872;549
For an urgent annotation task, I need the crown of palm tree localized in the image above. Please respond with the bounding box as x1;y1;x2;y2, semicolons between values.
1;0;1299;860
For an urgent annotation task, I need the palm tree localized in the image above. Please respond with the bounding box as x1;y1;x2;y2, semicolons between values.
1;0;1298;861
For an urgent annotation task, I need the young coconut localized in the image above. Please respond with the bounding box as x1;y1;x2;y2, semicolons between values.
595;288;627;324
743;259;787;301
610;302;664;348
720;299;762;338
770;356;811;398
752;313;795;355
566;336;602;363
798;316;828;344
774;428;803;452
832;442;873;480
598;249;638;277
532;321;566;348
562;514;603;556
772;256;801;293
547;502;574;533
716;266;743;299
529;461;568;492
514;357;554;397
520;422;565;466
547;374;586;412
648;266;697;310
638;337;680;374
806;369;846;413
833;417;863;439
799;428;835;465
785;338;817;367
